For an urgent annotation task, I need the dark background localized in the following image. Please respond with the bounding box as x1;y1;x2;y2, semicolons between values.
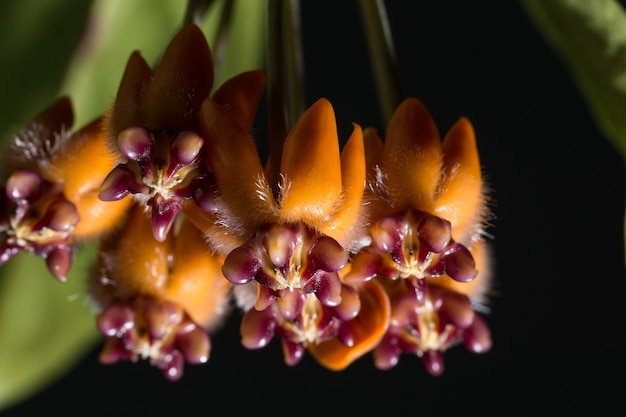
4;1;626;415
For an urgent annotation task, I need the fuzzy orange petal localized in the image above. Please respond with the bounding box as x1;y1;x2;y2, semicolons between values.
46;118;130;239
382;98;442;213
319;123;366;248
212;69;266;132
435;117;484;239
142;24;214;131
107;51;152;138
308;279;390;370
99;204;171;301
279;98;342;226
200;98;275;225
165;218;231;330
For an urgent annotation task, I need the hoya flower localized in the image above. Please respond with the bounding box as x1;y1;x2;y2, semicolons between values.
372;278;492;376
343;97;494;374
193;97;369;308
98;23;266;242
183;97;390;368
237;261;390;368
348;97;490;301
0;96;130;281
89;204;231;380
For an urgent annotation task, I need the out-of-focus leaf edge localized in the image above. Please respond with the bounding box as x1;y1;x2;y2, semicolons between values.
521;0;626;268
0;247;100;411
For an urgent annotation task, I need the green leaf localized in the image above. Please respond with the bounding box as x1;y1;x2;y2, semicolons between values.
0;246;100;410
522;0;626;157
522;0;626;266
0;0;94;146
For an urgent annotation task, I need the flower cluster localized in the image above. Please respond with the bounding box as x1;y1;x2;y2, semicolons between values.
0;23;494;380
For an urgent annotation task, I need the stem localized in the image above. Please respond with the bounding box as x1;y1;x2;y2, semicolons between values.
183;0;215;25
267;0;288;198
209;0;235;84
357;0;403;129
266;0;305;198
283;0;305;129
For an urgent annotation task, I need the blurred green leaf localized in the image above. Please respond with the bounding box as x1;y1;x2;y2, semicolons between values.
522;0;626;157
0;0;94;145
0;0;268;410
522;0;626;266
0;246;99;410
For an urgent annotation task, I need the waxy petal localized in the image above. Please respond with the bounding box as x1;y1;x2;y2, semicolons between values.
117;126;155;161
332;284;361;321
422;350;445;376
33;199;79;232
45;243;72;282
443;244;478;283
178;326;211;364
430;240;492;303
6;170;43;203
240;308;277;349
168;131;204;175
150;195;181;242
98;165;148;201
463;313;492;353
279;98;342;226
282;340;306;366
97;303;134;337
99;338;135;364
309;272;342;307
222;246;262;285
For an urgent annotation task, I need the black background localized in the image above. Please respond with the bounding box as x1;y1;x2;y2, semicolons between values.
4;1;626;415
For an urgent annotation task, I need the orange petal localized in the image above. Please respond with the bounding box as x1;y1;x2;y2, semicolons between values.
200;98;275;228
212;69;266;132
363;126;384;172
179;201;231;252
48;118;131;239
279;98;342;226
319;123;367;248
165;217;231;330
382;98;442;213
143;24;214;131
308;279;390;370
94;204;171;302
7;96;74;173
435;117;485;239
107;51;152;138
